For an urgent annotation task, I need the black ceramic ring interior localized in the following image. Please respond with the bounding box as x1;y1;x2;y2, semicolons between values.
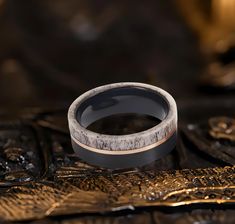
68;82;177;169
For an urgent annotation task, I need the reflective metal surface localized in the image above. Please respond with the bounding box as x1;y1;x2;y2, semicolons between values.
0;107;234;222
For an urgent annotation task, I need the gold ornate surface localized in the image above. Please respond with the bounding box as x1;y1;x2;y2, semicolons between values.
0;165;234;221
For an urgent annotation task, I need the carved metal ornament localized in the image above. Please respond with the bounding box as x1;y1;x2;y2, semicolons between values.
182;116;235;165
209;116;235;141
0;109;234;222
0;165;234;221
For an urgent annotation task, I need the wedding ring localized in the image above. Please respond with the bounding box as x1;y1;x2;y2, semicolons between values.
68;82;177;169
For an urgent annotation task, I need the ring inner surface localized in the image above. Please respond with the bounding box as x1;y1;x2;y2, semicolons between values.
76;86;169;130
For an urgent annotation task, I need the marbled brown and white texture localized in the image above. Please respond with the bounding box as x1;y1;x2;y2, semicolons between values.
68;82;177;151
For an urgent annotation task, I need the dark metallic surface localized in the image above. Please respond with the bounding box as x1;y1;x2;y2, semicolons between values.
77;86;168;127
71;132;177;169
0;121;49;187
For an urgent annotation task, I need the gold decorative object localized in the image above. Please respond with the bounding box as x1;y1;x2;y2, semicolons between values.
177;0;235;89
0;165;234;221
209;116;235;141
177;0;235;54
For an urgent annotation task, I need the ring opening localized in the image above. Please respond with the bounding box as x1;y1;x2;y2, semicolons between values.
87;113;161;135
76;86;169;133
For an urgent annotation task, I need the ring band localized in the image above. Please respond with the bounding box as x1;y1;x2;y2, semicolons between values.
68;82;177;169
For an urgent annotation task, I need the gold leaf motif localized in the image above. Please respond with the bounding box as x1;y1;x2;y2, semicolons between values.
0;165;234;221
